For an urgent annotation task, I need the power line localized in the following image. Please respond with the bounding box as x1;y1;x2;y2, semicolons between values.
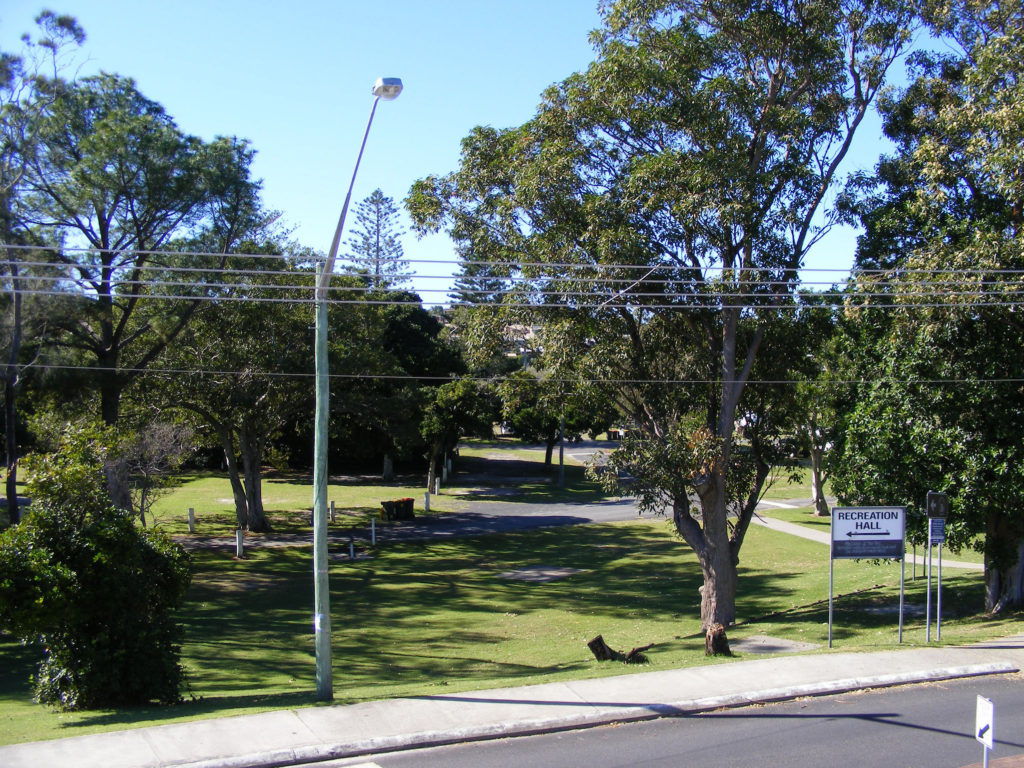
6;270;1024;302
14;362;1024;387
6;284;1024;310
5;242;1024;277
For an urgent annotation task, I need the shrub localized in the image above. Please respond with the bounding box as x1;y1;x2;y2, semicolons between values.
0;423;192;709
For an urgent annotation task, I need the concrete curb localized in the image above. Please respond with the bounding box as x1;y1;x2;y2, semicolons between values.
169;661;1019;768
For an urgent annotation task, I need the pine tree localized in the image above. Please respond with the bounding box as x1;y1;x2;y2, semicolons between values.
344;188;411;290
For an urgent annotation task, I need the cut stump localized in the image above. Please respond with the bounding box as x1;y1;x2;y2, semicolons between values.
587;634;653;664
705;623;732;656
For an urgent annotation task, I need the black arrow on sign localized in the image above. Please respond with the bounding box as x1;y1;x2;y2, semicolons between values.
846;530;892;538
979;724;990;738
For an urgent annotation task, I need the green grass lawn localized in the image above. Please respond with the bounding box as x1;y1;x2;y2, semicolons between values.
2;515;1019;746
147;471;471;536
758;463;830;501
147;439;605;536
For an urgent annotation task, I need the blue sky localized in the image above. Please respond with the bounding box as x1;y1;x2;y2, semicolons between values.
1;1;898;297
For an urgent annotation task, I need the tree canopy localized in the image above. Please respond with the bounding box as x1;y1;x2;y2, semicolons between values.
409;0;915;647
831;0;1024;612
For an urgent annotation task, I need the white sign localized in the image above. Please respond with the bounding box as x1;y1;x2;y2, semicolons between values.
976;695;994;749
832;506;906;559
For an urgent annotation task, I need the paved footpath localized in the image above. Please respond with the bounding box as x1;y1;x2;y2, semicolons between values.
2;638;1021;768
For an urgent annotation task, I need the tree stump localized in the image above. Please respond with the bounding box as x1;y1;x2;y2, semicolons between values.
587;634;619;661
588;634;653;664
705;623;731;656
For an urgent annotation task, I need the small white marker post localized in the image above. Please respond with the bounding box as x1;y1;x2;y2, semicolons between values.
187;507;195;534
371;518;376;546
976;695;994;768
235;529;244;558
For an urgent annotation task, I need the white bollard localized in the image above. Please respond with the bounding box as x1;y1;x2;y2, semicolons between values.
349;535;355;560
235;529;244;558
330;499;336;523
424;492;431;513
371;518;376;546
187;507;195;534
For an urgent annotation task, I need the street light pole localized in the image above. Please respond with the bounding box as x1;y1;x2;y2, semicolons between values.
313;77;402;702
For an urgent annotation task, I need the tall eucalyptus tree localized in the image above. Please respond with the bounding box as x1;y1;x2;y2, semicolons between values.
410;0;915;647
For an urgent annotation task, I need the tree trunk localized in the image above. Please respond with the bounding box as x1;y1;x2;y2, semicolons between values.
99;350;120;427
672;482;738;652
809;443;830;516
985;512;1024;613
240;426;270;533
698;538;738;630
4;382;18;528
544;435;556;468
694;470;738;658
217;424;249;529
426;444;440;491
4;255;22;523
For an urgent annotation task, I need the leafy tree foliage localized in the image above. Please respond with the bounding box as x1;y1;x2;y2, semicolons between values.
420;378;496;491
0;11;85;521
498;369;615;467
18;72;267;426
326;292;465;476
831;0;1024;612
156;251;314;532
410;0;913;644
0;422;191;708
344;188;411;290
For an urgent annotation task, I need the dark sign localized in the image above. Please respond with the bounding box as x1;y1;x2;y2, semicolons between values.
927;490;949;519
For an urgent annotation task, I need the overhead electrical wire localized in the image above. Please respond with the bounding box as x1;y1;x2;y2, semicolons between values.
4;242;1024;277
4;270;1023;303
13;362;1024;387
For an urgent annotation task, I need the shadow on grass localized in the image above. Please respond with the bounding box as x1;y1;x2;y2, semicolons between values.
54;691;319;730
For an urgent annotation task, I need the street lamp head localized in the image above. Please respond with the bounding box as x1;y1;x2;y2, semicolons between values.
372;77;403;100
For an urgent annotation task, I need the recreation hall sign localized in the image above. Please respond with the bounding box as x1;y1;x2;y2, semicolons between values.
828;505;907;647
831;506;905;559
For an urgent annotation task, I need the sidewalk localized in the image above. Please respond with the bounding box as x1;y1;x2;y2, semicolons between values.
2;637;1020;768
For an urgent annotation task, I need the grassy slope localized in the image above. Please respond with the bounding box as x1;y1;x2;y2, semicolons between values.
1;444;1018;744
2;516;1018;745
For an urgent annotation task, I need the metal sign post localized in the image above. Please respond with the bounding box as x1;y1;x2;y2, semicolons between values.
926;491;949;643
829;506;907;648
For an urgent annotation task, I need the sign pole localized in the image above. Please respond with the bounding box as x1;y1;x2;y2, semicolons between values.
899;551;905;643
937;541;943;641
926;527;933;643
828;552;834;649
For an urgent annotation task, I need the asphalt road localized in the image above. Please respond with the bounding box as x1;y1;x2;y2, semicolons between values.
314;673;1024;768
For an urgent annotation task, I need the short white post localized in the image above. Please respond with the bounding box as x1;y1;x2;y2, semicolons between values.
371;518;376;545
330;499;336;523
349;535;355;560
433;478;440;495
424;492;431;513
442;465;448;483
235;529;244;558
187;507;195;534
